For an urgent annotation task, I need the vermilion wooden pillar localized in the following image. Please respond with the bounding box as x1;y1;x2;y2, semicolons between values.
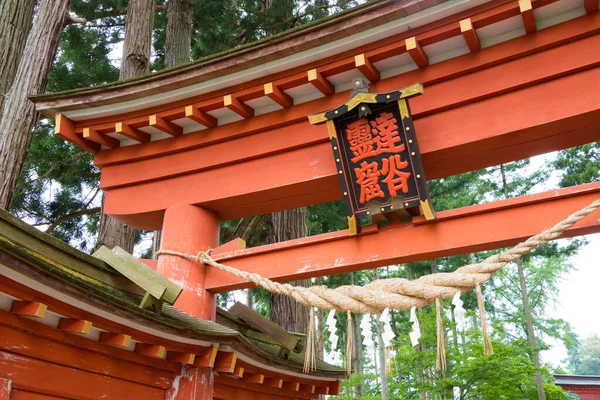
0;378;11;400
166;365;214;400
158;205;219;320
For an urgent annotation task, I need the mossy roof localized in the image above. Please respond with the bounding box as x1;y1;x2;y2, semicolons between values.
0;208;345;376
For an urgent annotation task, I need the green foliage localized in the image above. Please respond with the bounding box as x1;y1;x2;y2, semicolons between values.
568;334;600;375
553;143;600;187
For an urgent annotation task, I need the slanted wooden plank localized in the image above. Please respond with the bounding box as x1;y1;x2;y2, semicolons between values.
228;302;298;354
93;246;167;301
112;246;182;304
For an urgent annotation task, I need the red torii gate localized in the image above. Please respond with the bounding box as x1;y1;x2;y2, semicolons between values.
24;0;600;396
37;0;600;319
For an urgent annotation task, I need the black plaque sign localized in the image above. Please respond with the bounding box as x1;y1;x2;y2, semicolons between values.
308;80;435;234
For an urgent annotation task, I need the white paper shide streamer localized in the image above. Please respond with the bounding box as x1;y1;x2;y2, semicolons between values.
452;291;466;332
360;314;375;354
379;308;396;347
409;306;421;347
326;309;339;349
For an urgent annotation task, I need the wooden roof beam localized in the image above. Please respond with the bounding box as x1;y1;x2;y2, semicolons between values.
314;386;330;395
263;377;283;388
224;94;254;119
299;384;315;394
585;0;598;13
460;18;480;52
185;105;218;128
242;372;264;384
135;343;166;359
355;53;380;82
194;345;219;368
10;301;47;318
214;351;237;374
82;127;119;149
115;122;150;143
166;351;196;364
231;365;244;378
406;36;428;68
328;381;342;396
55;114;100;153
520;0;537;34
149;114;183;137
58;318;92;335
307;69;335;96
98;332;131;348
282;381;300;392
264;82;293;108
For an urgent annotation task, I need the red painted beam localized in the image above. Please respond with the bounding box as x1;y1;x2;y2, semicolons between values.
0;350;164;400
355;54;380;83
224;94;254;119
308;69;335;96
520;0;537;33
585;0;599;13
406;37;429;68
55;114;99;154
205;183;600;292
93;14;600;167
149;114;182;137
460;18;480;52
10;301;47;318
264;83;293;108
0;378;10;400
115;122;150;143
185;105;218;128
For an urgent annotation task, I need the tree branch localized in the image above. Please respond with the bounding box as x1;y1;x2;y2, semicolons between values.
241;215;263;242
21;151;88;188
45;207;101;234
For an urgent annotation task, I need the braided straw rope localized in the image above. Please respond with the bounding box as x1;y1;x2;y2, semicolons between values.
157;199;600;315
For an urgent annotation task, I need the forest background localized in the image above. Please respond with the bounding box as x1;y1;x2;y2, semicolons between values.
0;0;599;399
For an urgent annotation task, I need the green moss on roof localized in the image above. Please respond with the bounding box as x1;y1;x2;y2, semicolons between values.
0;208;345;374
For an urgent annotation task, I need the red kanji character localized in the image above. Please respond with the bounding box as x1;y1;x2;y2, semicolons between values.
346;118;377;162
370;112;405;155
354;161;385;204
381;155;411;196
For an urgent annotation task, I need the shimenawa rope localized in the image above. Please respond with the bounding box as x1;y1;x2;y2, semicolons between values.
156;198;600;315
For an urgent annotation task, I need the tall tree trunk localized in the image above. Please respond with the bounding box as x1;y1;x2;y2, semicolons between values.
164;0;192;68
120;0;154;80
517;258;547;400
500;164;546;399
268;208;310;334
0;0;69;210
0;0;35;122
97;0;154;251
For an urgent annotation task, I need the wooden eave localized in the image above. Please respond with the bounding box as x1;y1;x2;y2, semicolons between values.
30;0;405;113
30;0;483;115
0;209;345;379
